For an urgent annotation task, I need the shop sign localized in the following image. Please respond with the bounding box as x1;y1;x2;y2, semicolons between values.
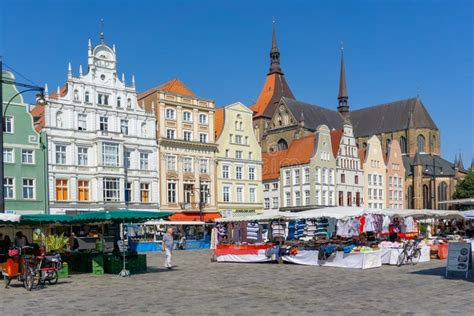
5;210;16;214
221;210;233;218
446;242;472;279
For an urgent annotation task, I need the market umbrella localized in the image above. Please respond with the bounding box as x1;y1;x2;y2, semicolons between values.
70;210;173;224
0;213;21;224
19;214;76;225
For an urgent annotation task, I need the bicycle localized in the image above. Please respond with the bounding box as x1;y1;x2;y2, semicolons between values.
397;239;422;267
2;247;38;291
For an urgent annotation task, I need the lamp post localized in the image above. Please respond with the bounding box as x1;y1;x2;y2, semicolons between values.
0;60;46;213
425;156;443;210
191;179;210;222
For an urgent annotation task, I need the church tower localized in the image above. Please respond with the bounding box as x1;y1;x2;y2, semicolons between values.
337;46;349;117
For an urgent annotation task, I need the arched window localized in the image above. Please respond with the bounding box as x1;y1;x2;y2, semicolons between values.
399;136;407;154
165;108;176;120
277;115;282;127
117;97;121;107
437;182;448;210
199;114;208;124
423;184;431;209
239;122;243;130
386;138;391;152
277;139;288;151
431;135;436;152
417;135;425;153
56;111;64;128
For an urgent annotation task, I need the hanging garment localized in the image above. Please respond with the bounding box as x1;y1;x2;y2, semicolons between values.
257;224;263;242
348;218;360;237
247;222;259;243
359;216;366;234
271;221;286;239
232;223;240;243
239;221;248;243
296;219;305;239
382;216;391;234
305;220;317;238
287;221;296;239
405;216;415;232
364;214;376;232
210;227;218;249
326;218;337;237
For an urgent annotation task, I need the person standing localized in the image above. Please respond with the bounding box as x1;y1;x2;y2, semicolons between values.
162;228;174;269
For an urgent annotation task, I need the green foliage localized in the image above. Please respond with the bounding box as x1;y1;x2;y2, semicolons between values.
44;234;69;253
453;170;474;200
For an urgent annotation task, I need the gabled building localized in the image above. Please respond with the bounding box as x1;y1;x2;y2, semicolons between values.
262;150;286;213
138;79;219;220
32;34;159;214
385;141;405;209
2;71;48;214
214;102;263;217
360;136;386;209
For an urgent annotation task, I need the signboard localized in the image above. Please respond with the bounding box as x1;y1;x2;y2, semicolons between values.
5;210;16;214
446;242;472;278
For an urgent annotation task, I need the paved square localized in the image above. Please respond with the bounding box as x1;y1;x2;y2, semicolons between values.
1;250;472;315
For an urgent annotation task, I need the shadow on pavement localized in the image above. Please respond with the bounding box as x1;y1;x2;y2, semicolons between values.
410;267;474;282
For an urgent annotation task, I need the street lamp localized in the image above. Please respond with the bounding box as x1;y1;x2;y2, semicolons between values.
190;179;211;222
424;156;443;210
1;60;46;213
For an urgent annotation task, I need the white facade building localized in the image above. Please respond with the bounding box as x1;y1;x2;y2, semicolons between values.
35;35;159;214
263;180;280;212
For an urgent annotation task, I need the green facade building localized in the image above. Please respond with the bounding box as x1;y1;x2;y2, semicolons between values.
2;71;48;214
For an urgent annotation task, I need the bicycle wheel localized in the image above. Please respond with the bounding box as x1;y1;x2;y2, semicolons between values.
23;269;35;291
397;251;406;267
411;249;421;265
48;271;58;285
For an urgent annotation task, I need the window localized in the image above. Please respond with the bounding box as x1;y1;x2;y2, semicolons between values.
124;151;131;169
304;190;310;206
56;112;64;128
140;153;149;170
264;184;270;191
78;114;87;131
199;133;208;143
341;174;345;184
98;93;109;105
329;190;334;205
199;114;207;124
272;183;278;190
3;116;13;133
200;159;208;173
117;96;122;107
127;98;132;108
378;189;383;200
322;190;327;205
285;192;291;207
200;183;210;204
125;182;132;202
329;169;334;185
222;165;229;179
373;174;377;186
236;187;243;202
56;179;68;201
339;191;344;206
236;166;242;180
223;187;230;202
235;151;242;159
400;136;407;154
55;145;66;164
73;89;79;101
166;156;176;171
304;168;310;184
4;178;14;199
249;167;255;180
77;147;88;166
225;149;229;158
141;183;150;202
355;175;359;185
235;135;242;144
277;139;288;151
316;190;321;205
166;108;175;120
166;129;175;139
183;111;192;122
347;192;352;206
120;119;129;135
272;197;278;209
103;178;120;201
249;187;256;203
249;152;253;160
264;198;270;209
85;91;90;103
100;117;108;132
285;170;291;186
183;157;193;172
417;134;425;153
389;176;393;187
322;168;327;184
316;167;321;183
102;143;119;166
21;150;34;164
294;169;300;185
78;180;89;201
183;131;192;141
378;175;383;186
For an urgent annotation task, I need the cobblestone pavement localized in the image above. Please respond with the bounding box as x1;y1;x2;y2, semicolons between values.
0;250;473;315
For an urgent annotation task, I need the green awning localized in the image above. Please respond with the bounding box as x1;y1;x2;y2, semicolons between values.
19;214;76;224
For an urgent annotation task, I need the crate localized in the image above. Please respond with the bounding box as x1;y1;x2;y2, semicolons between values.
92;255;104;275
58;262;69;279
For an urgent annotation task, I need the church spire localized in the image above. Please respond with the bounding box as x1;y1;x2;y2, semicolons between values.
337;44;349;114
268;19;283;75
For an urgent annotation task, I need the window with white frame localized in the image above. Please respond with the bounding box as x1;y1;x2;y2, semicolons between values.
316;190;320;205
21;150;34;164
295;191;301;206
272;183;278;190
235;135;242;144
285;192;291;207
3;148;13;163
236;166;242;180
249;187;256;203
322;190;327;205
264;198;270;209
55;145;66;164
272;197;278;209
117;96;122;108
166;155;176;171
100;116;108;132
183;131;192;141
140;152;149;170
166;129;175;139
200;159;208;173
3;117;13;133
199;114;207;124
378;189;383;200
368;174;372;185
183;111;192;122
183;157;193;172
85;91;90;103
322;168;327;184
102;143;119;166
22;178;35;199
285;170;291;186
304;190;310;206
77;147;88;166
78;114;87;131
249;152;253;160
223;186;230;202
165;108;175;120
103;178;120;201
140;183;150;202
222;165;229;179
316;167;321;183
264;184;270;191
378;175;383;186
124;151;131;169
369;188;373;199
304;168;310;184
4;178;14;199
120;119;129;135
199;133;208;143
249;167;255;180
329;190;334;205
98;93;109;105
235;151;242;159
330;169;335;185
294;169;300;185
167;182;176;203
236;187;243;202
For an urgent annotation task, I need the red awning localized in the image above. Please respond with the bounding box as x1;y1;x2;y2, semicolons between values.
168;212;221;222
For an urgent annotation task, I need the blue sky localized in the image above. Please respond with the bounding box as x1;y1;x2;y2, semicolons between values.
1;0;472;162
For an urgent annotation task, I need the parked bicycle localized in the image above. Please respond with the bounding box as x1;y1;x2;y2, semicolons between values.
2;246;38;291
397;238;422;266
35;253;62;286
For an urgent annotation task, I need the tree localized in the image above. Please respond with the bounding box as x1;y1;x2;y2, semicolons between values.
453;170;474;199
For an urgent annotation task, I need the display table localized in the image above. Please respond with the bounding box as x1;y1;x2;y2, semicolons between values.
214;244;273;263
129;241;160;252
380;246;431;265
283;250;382;269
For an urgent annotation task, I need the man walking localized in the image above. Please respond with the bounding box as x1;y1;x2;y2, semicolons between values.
162;228;174;269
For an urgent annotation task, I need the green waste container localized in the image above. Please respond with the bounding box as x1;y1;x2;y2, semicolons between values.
92;255;104;275
58;262;69;279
